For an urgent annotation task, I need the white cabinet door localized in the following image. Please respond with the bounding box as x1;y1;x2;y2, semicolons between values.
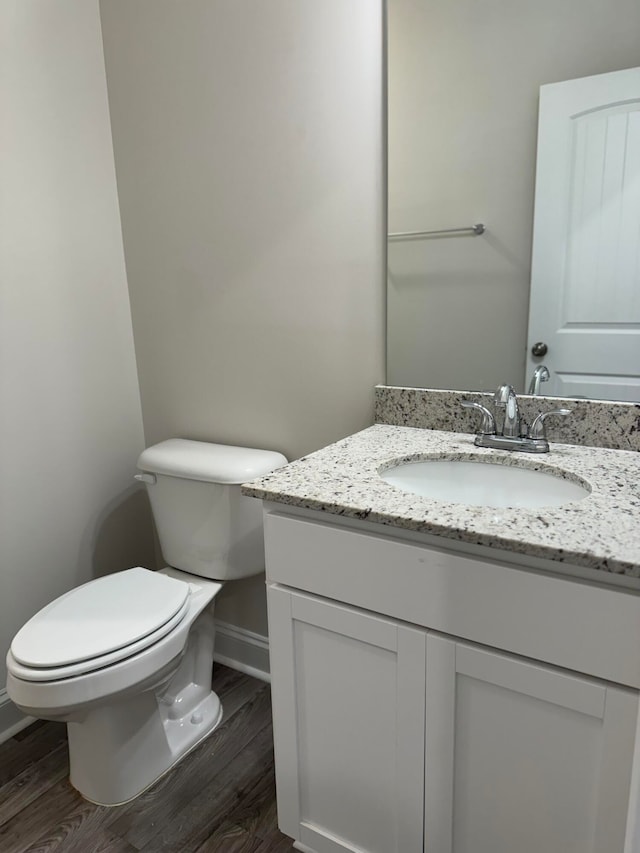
425;634;639;853
267;584;427;853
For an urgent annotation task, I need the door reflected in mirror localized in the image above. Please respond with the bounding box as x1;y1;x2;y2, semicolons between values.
386;0;640;402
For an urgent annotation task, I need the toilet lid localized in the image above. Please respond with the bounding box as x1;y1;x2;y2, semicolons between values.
11;568;190;671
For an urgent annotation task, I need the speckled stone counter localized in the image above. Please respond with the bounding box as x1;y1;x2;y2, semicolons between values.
243;424;640;577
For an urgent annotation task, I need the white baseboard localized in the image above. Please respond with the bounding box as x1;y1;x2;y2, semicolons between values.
214;621;270;683
0;688;34;745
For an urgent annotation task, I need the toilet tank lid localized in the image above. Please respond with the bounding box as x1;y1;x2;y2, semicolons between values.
137;439;288;484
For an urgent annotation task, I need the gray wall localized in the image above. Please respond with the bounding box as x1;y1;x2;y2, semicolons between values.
0;1;155;737
99;0;386;634
387;0;640;393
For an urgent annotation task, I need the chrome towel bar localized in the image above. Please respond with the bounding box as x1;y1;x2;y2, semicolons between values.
388;223;485;241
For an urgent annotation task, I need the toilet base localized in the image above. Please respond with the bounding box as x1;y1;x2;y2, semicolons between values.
67;605;222;806
68;687;223;806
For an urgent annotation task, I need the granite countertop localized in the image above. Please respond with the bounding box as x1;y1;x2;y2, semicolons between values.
242;424;640;578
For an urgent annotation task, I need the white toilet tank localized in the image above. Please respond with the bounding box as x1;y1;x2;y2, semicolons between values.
136;439;287;580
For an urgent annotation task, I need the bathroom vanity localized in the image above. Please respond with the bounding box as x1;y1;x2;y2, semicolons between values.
243;415;640;853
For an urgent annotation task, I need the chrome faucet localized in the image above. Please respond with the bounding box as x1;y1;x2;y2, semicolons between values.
528;364;550;396
494;384;521;437
462;384;571;453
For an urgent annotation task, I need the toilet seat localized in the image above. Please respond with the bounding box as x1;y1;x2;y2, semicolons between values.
9;568;191;682
8;598;190;682
6;570;222;722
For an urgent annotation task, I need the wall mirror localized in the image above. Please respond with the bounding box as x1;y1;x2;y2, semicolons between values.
386;0;640;402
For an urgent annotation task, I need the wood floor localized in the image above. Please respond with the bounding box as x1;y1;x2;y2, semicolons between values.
0;666;295;853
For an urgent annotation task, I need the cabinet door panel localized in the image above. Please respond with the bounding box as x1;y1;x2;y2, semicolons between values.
268;585;426;853
425;635;639;853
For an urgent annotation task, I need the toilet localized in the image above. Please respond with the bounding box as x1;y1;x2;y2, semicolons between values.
5;438;287;806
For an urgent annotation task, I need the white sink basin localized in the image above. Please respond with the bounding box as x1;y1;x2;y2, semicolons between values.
379;457;590;509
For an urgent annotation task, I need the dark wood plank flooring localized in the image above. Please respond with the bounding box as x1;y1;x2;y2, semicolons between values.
0;666;295;853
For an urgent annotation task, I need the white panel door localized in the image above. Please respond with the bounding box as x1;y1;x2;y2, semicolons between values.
527;67;640;401
424;634;639;853
267;585;427;853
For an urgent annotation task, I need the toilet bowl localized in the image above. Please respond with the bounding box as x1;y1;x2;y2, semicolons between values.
6;439;287;806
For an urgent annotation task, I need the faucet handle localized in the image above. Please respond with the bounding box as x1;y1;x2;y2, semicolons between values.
528;408;571;440
461;401;496;435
